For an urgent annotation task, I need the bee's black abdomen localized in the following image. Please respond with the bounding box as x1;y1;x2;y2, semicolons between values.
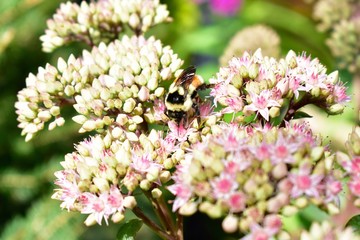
166;92;185;104
166;110;185;122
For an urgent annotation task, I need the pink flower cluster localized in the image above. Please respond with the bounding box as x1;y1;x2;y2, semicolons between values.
210;49;349;122
169;122;342;237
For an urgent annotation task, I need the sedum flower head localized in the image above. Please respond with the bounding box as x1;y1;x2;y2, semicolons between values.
210;49;349;123
220;25;281;66
52;130;172;225
169;122;342;238
313;0;351;32
15;35;183;141
40;0;171;52
300;221;360;240
311;0;360;72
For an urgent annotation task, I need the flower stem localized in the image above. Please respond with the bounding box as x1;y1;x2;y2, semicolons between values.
141;189;185;239
132;206;173;240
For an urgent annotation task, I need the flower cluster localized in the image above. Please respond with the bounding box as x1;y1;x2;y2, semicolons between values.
300;221;360;240
52;131;167;225
40;0;171;52
169;122;342;238
311;0;360;72
220;25;280;66
337;127;360;204
52;108;221;226
210;49;349;122
15;35;183;141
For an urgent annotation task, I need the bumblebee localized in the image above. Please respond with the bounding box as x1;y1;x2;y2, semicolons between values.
165;66;205;122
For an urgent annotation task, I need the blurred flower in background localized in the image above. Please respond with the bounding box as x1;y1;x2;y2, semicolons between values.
192;0;243;16
220;24;281;66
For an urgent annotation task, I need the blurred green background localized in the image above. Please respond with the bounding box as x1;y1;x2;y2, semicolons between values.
0;0;357;239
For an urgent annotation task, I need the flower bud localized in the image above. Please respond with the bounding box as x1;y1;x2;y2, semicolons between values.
111;212;125;223
328;104;344;115
123;196;137;209
222;215;238;233
179;202;197;216
151;188;162;199
84;214;97;226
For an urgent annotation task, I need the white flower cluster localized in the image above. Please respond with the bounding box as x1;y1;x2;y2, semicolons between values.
40;0;171;52
15;35;183;141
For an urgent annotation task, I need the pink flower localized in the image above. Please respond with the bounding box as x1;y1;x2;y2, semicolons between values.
332;83;350;103
341;156;360;175
80;192;109;225
153;99;167;121
270;133;298;164
168;183;193;211
53;170;81;211
211;173;238;199
130;153;162;175
227;191;246;212
324;176;342;204
167;121;196;143
250;141;271;161
241;223;272;240
245;90;280;121
107;185;124;213
210;0;243;16
221;96;244;114
288;164;323;198
349;175;360;197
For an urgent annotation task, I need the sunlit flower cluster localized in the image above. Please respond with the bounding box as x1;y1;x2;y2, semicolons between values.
220;25;280;66
52;130;171;225
311;0;360;72
210;49;349;122
52;108;222;226
169;122;342;237
300;221;360;240
15;35;183;141
40;0;171;52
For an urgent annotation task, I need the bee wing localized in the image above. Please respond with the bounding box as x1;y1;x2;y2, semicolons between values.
174;66;196;87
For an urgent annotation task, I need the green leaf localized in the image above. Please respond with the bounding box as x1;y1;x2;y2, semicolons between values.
117;219;143;240
293;111;313;119
346;214;360;234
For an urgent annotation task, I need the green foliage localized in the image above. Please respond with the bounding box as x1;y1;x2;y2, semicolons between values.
116;219;143;240
0;197;85;240
346;215;360;234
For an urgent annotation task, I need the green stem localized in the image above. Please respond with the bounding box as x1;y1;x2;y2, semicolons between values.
143;190;176;236
132;206;173;240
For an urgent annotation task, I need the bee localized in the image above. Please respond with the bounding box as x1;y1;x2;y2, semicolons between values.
165;66;205;123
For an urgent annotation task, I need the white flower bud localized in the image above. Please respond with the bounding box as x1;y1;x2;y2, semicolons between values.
222;215;238;233
57;57;67;73
147;77;158;91
151;188;162;199
84;214;97;226
82;120;97;131
326;70;339;84
123;98;136;113
38;110;52;121
129;13;140;29
160;67;171;80
111;212;125;223
138;86;150;101
179;202;197;216
123;196;137;209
